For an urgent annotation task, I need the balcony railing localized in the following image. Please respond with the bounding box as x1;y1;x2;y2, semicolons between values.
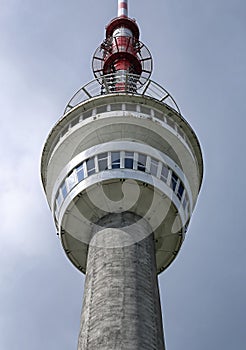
64;73;180;115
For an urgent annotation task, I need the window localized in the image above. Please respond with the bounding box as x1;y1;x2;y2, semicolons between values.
125;103;137;111
82;110;92;120
70;116;80;128
110;103;122;111
166;117;175;129
177;182;184;200
140;106;150;115
86;158;95;175
66;171;77;191
138;153;147;172
77;163;85;182
160;164;169;182
171;172;178;191
124;151;134;169
111;151;121;169
177;126;185;139
154;110;163;120
150;158;158;177
61;182;67;199
61;125;69;137
98;152;108;171
56;191;63;208
96;105;107;114
182;192;189;210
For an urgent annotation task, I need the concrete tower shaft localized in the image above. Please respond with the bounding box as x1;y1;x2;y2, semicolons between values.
78;213;165;350
40;1;203;349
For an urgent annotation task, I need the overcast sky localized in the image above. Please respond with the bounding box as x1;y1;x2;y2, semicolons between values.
0;0;246;349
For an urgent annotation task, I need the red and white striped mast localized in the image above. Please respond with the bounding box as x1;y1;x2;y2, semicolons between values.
92;0;152;90
118;0;128;17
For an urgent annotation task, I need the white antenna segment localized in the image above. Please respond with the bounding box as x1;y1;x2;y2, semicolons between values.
118;0;128;17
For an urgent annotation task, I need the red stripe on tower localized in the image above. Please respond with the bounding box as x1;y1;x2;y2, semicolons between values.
120;3;127;9
118;0;128;17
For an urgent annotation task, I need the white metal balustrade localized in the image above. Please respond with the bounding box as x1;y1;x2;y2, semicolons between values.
64;73;180;115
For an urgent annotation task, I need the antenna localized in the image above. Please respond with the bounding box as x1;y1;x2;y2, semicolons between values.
118;0;128;17
92;0;152;90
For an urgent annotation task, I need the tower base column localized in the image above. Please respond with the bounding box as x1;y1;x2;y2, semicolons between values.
78;212;165;350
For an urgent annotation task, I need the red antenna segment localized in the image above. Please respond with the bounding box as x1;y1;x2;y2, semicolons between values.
92;0;152;90
118;0;128;17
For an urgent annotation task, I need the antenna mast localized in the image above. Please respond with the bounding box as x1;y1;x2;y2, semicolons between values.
92;0;152;90
118;0;128;17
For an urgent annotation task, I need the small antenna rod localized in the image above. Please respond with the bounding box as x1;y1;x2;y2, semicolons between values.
118;0;128;17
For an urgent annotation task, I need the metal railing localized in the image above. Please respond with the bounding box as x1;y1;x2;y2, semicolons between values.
64;73;180;115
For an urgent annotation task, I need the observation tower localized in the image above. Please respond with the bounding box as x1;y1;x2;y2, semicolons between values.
41;1;203;349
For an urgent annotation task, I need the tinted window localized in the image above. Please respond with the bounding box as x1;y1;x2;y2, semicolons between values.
171;172;178;191
124;151;134;169
177;182;184;200
87;158;95;175
61;125;69;137
70;116;80;128
98;152;108;171
138;153;146;172
111;151;120;169
66;172;77;191
140;106;150;115
110;103;122;111
177;126;185;139
166;117;175;129
125;104;137;111
154;110;163;120
61;182;67;199
83;110;92;120
150;158;158;176
161;165;169;182
97;105;107;114
77;163;85;182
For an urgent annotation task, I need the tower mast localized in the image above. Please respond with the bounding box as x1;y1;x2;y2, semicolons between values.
118;0;128;17
92;0;152;89
41;1;203;349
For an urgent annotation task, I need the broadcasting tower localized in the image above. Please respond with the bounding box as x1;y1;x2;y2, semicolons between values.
41;1;203;349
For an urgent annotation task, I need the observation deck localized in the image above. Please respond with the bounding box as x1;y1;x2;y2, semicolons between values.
41;72;203;274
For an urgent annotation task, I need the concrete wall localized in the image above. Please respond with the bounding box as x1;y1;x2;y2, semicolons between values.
78;213;165;350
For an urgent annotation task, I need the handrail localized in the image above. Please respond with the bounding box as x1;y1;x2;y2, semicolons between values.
64;73;180;115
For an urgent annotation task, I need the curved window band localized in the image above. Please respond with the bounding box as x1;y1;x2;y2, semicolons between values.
54;151;190;219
